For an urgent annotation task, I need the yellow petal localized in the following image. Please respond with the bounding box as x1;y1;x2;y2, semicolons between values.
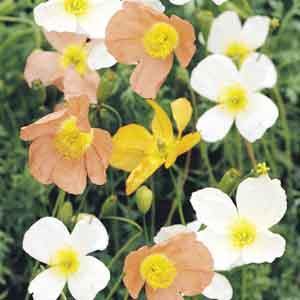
110;124;156;172
147;100;174;144
126;155;164;195
171;98;192;136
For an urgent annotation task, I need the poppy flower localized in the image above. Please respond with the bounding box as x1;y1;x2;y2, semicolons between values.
110;98;200;195
105;1;196;98
24;31;116;104
123;232;214;299
20;97;112;195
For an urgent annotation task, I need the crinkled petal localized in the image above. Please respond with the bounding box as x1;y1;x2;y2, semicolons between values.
154;224;191;244
169;0;191;5
131;0;165;11
23;217;70;264
146;284;183;300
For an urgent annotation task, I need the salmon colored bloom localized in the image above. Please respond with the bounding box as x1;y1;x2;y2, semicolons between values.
105;2;196;98
24;31;115;104
20;97;112;195
110;98;200;195
123;232;214;299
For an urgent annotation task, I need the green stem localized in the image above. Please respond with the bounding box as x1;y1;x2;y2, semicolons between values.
102;216;143;232
244;139;257;168
123;291;129;300
105;273;124;300
52;190;65;217
143;215;150;244
199;143;216;185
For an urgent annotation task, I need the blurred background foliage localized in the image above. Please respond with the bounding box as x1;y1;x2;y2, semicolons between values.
0;0;300;299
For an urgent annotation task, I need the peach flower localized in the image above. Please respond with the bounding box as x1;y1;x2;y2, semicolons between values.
123;232;214;299
20;97;112;195
24;31;115;103
105;2;196;98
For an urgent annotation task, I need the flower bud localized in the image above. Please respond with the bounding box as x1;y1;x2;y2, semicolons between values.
135;186;153;215
58;201;73;224
271;18;280;30
218;168;242;195
100;195;118;217
97;70;117;103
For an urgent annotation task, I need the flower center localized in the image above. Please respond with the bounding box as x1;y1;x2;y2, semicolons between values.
143;22;179;59
50;247;80;278
225;41;251;65
230;218;257;249
64;0;89;16
54;117;93;160
140;254;177;289
61;45;88;75
218;83;248;115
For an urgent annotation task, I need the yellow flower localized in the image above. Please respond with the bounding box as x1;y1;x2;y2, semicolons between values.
110;98;200;195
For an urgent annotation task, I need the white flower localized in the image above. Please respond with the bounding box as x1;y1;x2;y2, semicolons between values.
190;54;278;142
23;216;110;300
34;0;121;39
208;11;270;64
154;223;233;300
190;175;287;271
169;0;226;6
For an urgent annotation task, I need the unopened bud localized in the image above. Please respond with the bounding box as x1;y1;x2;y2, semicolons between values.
135;186;153;214
218;168;242;194
175;67;189;85
100;195;118;217
58;201;73;224
97;70;117;103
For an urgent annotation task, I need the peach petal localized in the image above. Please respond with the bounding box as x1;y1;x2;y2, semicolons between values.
130;54;173;98
52;157;87;195
44;31;87;53
123;246;150;298
85;146;106;185
145;285;183;300
28;135;59;184
24;50;63;87
63;68;100;104
170;15;196;68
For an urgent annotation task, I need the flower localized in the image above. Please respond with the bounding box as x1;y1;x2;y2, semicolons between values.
154;224;233;300
190;175;287;271
127;0;165;11
23;216;110;300
110;98;200;195
123;232;214;299
20;97;112;195
33;0;121;39
169;0;226;5
208;11;270;65
24;31;116;104
190;54;278;142
105;1;196;98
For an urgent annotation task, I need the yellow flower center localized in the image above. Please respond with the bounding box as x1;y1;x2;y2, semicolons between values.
255;162;270;176
61;45;88;75
143;22;179;59
218;83;248;115
225;41;251;65
230;218;257;249
54;117;93;160
140;254;177;289
50;247;80;277
64;0;89;16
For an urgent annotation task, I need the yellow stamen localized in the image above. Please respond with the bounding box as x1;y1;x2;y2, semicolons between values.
50;247;80;277
61;45;88;75
225;41;251;65
143;22;179;59
218;83;248;115
54;117;93;160
255;162;270;176
140;254;177;289
64;0;89;16
230;218;257;249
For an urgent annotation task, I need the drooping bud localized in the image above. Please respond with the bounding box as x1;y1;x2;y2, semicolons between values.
100;195;118;217
135;186;153;215
218;168;242;195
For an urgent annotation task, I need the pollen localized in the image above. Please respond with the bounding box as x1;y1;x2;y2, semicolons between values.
140;253;177;289
61;45;88;75
54;117;93;160
230;218;257;249
64;0;89;16
225;41;251;65
50;247;80;278
143;22;179;59
218;83;248;115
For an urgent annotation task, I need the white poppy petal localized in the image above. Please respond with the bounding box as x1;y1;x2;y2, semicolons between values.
191;55;239;101
240;53;277;92
202;272;233;300
197;229;240;271
236;176;287;229
34;0;77;33
169;0;191;5
23;217;70;264
68;256;110;300
87;40;116;70
208;11;242;54
186;220;202;232
236;93;278;142
212;0;227;4
196;106;234;142
242;230;286;264
71;216;109;256
241;16;270;50
28;268;66;300
190;188;238;233
154;225;191;244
